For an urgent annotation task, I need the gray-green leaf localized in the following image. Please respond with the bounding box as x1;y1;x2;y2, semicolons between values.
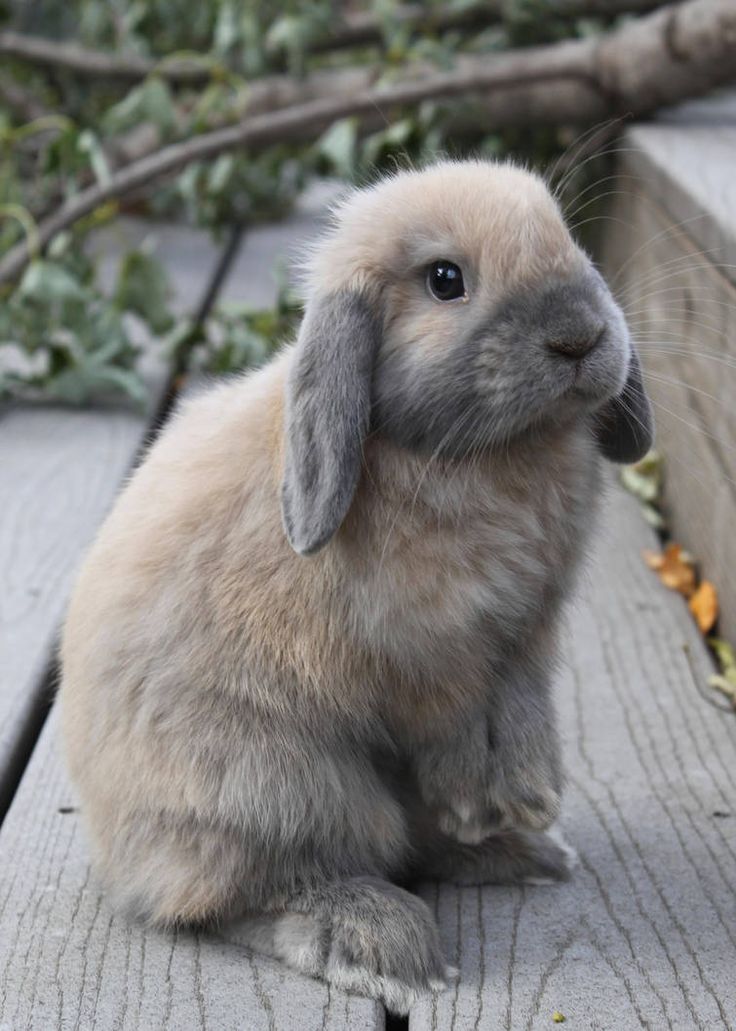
114;249;174;334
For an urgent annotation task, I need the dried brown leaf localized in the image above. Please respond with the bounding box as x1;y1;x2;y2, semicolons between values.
689;580;718;634
643;543;696;597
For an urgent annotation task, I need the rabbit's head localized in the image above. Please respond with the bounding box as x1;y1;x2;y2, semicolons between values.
282;160;653;555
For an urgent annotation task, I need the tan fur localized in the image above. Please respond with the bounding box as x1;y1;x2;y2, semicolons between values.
62;347;589;766
58;160;642;1008
62;357;592;915
307;161;579;297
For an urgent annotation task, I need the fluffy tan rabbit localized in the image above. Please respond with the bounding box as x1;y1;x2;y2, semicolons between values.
60;159;652;1015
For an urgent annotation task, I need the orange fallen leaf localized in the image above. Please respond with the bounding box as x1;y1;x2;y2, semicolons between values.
689;580;719;634
643;543;696;597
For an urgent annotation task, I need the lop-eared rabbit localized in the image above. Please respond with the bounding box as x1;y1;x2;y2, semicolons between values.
60;160;652;1014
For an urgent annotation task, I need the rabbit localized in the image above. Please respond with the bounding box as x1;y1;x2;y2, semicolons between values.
59;158;653;1015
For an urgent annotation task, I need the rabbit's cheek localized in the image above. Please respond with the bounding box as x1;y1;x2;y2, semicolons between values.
476;273;631;423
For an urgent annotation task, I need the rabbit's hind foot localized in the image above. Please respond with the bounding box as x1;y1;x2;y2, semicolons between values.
225;876;452;1015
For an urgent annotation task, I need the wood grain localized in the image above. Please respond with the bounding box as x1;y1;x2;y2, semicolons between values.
410;485;736;1030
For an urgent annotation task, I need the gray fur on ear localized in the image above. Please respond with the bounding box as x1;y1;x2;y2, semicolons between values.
281;291;380;556
593;348;654;464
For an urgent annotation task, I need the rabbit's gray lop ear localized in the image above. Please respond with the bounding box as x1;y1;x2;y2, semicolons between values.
281;291;380;556
593;347;654;464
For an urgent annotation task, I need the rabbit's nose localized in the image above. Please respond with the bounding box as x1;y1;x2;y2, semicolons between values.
546;325;605;359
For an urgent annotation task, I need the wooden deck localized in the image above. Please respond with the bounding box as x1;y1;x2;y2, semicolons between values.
1;179;735;1030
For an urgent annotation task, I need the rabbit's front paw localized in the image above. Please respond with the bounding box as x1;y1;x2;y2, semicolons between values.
225;880;455;1015
436;777;559;840
436;799;501;845
490;772;561;832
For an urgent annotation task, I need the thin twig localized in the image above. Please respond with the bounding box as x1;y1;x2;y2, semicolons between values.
173;222;246;375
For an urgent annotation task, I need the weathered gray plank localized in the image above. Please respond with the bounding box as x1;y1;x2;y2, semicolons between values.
411;484;736;1030
0;710;382;1031
623;121;736;279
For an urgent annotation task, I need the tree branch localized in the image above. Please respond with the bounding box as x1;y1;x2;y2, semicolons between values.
1;0;734;287
0;31;212;85
0;0;666;84
304;0;666;55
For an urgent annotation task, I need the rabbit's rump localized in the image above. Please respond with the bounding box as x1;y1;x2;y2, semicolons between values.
93;739;410;926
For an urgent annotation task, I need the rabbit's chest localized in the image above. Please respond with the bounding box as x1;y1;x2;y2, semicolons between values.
357;451;599;663
401;493;578;632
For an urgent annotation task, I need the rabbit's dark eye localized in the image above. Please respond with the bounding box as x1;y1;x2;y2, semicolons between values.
427;260;465;302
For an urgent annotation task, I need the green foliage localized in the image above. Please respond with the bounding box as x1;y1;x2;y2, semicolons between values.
163;148;306;228
114;247;174;334
103;77;178;139
0;0;620;405
0;241;150;405
175;276;302;377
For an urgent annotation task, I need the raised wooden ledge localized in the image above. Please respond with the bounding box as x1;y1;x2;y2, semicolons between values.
600;92;736;642
410;484;736;1030
624;92;736;276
